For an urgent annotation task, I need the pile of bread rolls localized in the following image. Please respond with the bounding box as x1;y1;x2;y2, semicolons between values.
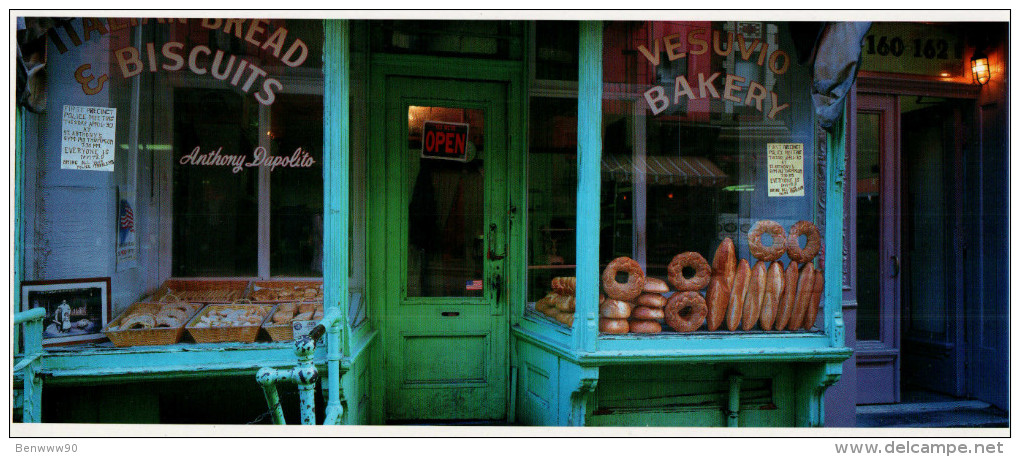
594;219;823;334
534;276;577;327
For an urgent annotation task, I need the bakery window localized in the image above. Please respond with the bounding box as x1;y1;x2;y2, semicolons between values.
526;23;580;331
17;17;330;348
595;21;823;336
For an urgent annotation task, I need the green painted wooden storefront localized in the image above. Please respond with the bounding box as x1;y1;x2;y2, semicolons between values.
13;19;851;426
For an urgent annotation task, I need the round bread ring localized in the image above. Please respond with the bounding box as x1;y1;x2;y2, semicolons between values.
628;320;662;334
667;252;711;292
631;305;665;320
601;257;646;301
786;220;821;263
121;314;155;329
748;220;788;262
664;291;708;332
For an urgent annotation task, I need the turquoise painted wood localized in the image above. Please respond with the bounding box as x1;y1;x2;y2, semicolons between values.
322;18;351;425
573;21;603;354
825;110;847;348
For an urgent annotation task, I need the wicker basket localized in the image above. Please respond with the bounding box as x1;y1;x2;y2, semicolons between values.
261;301;324;342
185;301;272;343
102;298;204;347
249;279;323;303
150;278;252;304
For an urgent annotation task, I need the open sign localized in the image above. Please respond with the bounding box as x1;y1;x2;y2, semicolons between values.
421;121;470;162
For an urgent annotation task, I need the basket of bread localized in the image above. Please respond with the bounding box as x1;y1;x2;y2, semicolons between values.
103;295;204;347
150;278;251;304
185;300;273;343
249;280;323;303
262;301;324;342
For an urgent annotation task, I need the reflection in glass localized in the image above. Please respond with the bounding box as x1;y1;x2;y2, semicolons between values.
406;106;486;297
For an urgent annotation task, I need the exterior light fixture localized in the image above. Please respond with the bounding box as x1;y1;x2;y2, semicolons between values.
971;50;990;85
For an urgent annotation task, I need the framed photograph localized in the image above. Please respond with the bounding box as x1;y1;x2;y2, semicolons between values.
21;277;111;346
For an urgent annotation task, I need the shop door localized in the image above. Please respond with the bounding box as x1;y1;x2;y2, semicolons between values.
381;77;509;421
854;94;901;404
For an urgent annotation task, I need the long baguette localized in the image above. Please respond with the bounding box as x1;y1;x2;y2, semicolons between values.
775;262;800;330
803;269;824;330
789;262;816;331
726;259;751;331
759;261;784;331
706;238;736;330
741;261;767;331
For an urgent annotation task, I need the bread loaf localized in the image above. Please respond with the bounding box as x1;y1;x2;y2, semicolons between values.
775;262;800;330
789;263;816;330
628;319;662;333
726;259;751;331
635;293;667;308
599;299;633;319
802;269;824;331
642;277;670;294
631;305;665;320
759;261;784;331
741;261;768;330
706;237;736;330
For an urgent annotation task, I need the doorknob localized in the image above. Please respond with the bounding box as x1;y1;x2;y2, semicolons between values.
890;255;900;278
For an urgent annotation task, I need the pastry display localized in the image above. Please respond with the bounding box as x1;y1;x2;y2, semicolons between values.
628;319;662;333
786;220;821;264
535;277;579;328
642;277;670;294
803;269;824;331
667;251;712;292
107;302;202;331
748;220;788;262
599;298;633;319
635;293;666;308
705;238;736;331
251;283;323;302
192;307;266;328
598;318;629;334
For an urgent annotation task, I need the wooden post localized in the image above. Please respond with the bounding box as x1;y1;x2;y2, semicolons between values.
574;21;603;354
825;108;847;349
323;19;351;423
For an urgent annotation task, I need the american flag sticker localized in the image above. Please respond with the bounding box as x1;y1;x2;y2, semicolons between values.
466;280;483;291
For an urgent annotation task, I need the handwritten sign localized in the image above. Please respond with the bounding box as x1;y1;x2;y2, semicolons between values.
61;105;116;171
421;121;469;162
767;143;804;197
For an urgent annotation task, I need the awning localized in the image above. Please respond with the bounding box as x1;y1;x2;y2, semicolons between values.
602;155;728;187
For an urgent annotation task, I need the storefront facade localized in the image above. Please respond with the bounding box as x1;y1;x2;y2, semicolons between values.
11;14;1007;427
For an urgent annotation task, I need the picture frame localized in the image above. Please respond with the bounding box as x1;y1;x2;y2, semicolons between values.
21;277;112;347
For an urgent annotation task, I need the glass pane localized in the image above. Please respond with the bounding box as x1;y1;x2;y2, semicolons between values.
173;88;258;276
527;97;578;307
269;93;324;277
856;111;882;341
406;106;486;297
535;21;579;81
599;21;819;335
371;20;523;60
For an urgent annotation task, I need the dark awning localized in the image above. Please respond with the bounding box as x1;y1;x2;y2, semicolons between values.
602;155;728;187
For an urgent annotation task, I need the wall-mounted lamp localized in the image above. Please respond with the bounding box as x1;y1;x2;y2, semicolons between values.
971;50;990;85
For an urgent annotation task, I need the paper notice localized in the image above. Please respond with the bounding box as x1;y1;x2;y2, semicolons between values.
767;143;804;197
61;105;116;171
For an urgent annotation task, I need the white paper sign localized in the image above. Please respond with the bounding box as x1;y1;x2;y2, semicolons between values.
767;143;804;197
61;105;116;171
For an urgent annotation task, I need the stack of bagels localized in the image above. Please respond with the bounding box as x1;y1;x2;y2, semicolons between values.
593;219;824;334
535;276;577;327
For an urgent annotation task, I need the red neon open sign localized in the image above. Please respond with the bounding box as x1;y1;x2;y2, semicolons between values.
421;121;469;162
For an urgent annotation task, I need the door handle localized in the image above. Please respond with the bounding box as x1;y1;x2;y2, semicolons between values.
891;255;900;278
490;273;503;304
487;223;506;261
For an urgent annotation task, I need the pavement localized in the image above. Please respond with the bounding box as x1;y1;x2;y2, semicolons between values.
856;390;1009;428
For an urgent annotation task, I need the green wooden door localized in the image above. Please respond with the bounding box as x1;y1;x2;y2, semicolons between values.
381;76;509;421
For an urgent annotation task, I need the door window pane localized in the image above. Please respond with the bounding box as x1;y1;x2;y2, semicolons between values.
856;111;882;341
406;106;486;297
